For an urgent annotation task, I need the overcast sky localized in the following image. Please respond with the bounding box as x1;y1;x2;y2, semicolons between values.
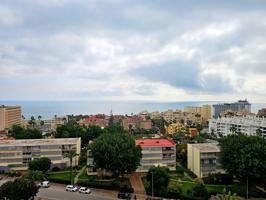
1;0;266;102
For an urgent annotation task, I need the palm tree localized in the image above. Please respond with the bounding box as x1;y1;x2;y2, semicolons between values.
64;151;79;185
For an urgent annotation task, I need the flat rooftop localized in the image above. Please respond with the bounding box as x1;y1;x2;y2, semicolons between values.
190;143;220;152
135;139;175;147
0;138;80;147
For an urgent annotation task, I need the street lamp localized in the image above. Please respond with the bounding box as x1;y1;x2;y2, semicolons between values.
151;172;154;197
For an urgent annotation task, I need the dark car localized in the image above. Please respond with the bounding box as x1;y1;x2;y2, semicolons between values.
117;192;131;199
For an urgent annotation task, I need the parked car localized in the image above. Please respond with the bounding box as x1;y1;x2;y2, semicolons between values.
65;185;78;192
117;192;131;199
79;187;91;194
38;181;50;188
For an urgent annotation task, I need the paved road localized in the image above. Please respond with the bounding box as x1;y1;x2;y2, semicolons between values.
37;184;118;200
129;173;147;200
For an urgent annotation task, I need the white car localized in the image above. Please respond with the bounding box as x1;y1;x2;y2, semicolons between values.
79;187;91;194
65;185;78;192
38;181;50;188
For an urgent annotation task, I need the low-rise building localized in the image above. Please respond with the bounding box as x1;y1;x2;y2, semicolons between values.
209;116;266;138
258;108;266;118
0;106;22;131
79;115;108;128
187;143;223;177
135;139;176;172
122;116;152;130
0;138;81;171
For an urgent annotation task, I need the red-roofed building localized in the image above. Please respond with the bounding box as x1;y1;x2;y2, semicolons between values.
79;115;108;128
135;139;176;172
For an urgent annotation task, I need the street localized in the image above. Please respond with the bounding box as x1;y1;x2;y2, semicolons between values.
37;184;118;200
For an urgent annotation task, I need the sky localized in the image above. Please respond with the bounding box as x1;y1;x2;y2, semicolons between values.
0;0;266;102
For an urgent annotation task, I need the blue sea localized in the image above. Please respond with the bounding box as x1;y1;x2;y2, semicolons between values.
0;101;265;120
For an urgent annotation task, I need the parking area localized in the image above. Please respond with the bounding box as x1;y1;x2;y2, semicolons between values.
36;184;118;200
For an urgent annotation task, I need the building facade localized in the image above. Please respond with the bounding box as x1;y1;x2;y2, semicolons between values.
209;116;266;138
165;123;185;135
184;105;212;123
0;106;22;131
135;139;176;172
0;138;81;171
122;116;152;130
213;99;251;118
187;143;223;177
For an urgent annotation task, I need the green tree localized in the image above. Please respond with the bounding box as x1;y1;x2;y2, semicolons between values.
146;166;170;195
23;170;47;182
189;184;208;198
64;151;79;185
0;178;39;200
10;125;42;139
29;157;51;173
91;132;141;177
219;134;266;199
176;143;187;167
167;180;182;197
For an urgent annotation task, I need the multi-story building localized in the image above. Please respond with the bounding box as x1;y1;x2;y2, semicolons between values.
213;99;251;118
79;115;108;129
165;123;185;135
0;106;22;131
0;138;81;171
135;139;176;172
258;108;266;118
122;116;152;130
184;105;212;123
22;117;66;134
187;143;223;177
209;116;266;138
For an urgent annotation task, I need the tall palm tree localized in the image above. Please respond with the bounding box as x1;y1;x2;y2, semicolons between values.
64;151;79;185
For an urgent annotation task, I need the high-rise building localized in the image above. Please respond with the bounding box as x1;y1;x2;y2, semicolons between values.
187;143;223;177
0;106;22;131
135;139;176;172
213;99;251;118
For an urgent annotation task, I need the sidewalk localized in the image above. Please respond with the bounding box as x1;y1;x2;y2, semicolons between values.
129;173;147;200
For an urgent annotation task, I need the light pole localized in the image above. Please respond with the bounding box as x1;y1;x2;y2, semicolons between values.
151;172;154;197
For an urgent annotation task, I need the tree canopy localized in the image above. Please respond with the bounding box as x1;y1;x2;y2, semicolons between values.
146;166;170;189
90;132;141;177
219;134;266;182
29;157;51;173
10;125;42;139
0;178;39;200
55;124;105;147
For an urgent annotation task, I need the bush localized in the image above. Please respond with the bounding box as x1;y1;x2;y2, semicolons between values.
189;184;209;199
194;177;204;184
51;166;61;172
185;168;197;178
202;173;233;185
176;164;185;174
77;177;133;192
167;181;182;198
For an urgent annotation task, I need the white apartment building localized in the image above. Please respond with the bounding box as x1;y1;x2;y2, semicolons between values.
0;138;81;172
209;116;266;138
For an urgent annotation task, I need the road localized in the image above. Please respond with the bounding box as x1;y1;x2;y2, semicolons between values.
37;184;118;200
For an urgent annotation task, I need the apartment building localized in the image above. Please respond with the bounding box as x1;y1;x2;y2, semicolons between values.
0;138;81;171
209;116;266;138
79;115;108;128
187;143;223;177
165;123;185;135
258;108;266;117
135;139;176;172
184;105;212;123
0;106;22;131
122;116;152;130
213;99;251;118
